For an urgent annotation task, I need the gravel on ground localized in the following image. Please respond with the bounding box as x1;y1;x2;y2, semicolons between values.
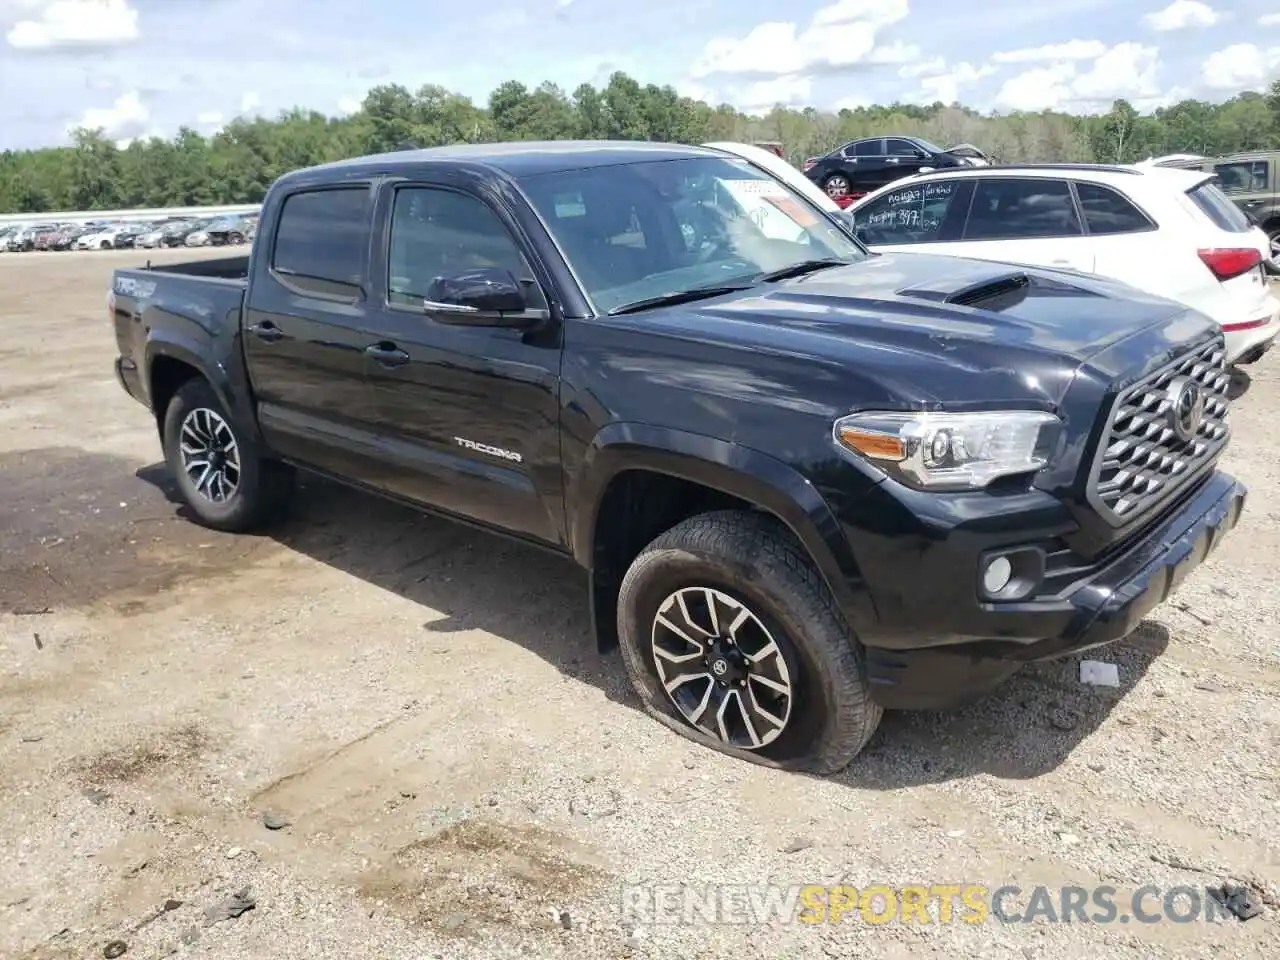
1;248;1277;959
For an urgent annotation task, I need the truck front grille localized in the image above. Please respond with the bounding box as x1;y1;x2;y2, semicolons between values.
1087;338;1231;526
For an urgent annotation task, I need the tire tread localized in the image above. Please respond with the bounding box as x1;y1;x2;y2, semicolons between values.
617;509;881;774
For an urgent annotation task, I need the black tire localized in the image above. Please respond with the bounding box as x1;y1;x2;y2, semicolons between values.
616;510;882;775
1266;227;1280;273
161;377;295;532
822;174;851;198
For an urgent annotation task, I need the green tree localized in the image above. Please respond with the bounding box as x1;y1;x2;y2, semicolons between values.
1;71;1277;214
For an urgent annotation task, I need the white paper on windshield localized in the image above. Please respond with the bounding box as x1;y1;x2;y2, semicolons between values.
719;178;815;242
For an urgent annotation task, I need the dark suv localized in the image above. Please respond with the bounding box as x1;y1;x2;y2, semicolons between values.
805;136;986;200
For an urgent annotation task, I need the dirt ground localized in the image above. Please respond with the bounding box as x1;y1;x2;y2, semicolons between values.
1;247;1278;960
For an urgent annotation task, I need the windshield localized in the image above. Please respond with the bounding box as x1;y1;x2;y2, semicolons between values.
517;156;865;314
914;138;946;154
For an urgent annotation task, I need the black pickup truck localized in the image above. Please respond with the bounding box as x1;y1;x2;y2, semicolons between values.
110;140;1246;774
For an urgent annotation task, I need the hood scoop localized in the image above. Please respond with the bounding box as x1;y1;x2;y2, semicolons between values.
898;271;1033;311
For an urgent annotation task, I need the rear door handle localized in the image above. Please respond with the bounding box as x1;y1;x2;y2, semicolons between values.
365;341;410;367
249;321;284;343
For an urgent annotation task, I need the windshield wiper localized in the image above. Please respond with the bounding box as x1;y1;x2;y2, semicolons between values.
754;258;851;283
607;283;754;316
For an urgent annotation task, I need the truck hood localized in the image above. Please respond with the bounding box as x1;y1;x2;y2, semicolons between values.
622;251;1216;408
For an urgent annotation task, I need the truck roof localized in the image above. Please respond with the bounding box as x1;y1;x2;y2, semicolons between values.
286;140;724;185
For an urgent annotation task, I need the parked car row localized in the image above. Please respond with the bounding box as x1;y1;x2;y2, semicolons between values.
0;213;258;253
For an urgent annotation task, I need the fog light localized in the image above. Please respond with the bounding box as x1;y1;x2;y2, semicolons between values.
981;556;1013;595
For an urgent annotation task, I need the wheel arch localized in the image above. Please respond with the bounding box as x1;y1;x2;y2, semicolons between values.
571;422;876;652
144;336;257;443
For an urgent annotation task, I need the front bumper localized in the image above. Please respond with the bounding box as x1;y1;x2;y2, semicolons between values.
864;470;1246;709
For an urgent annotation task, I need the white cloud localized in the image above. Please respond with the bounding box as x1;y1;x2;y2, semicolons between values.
1143;1;1220;32
690;0;910;79
1202;42;1280;89
900;56;945;78
1261;13;1280;26
6;0;139;50
994;63;1077;111
734;76;815;114
1071;42;1160;101
337;95;362;116
993;41;1161;111
239;91;261;114
991;40;1108;64
917;61;998;104
67;89;147;139
196;110;223;126
833;93;873;111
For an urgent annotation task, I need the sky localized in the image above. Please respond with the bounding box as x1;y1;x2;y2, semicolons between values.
1;0;1279;150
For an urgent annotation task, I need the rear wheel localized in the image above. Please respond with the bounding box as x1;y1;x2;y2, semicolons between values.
822;174;851;199
616;510;882;774
161;378;294;532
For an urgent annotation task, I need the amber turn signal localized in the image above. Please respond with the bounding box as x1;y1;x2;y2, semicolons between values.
836;427;906;461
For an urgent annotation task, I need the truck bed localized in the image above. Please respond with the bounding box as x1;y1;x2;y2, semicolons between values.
111;261;248;410
136;254;250;280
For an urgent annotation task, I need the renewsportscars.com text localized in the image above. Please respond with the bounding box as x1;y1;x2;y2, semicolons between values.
621;883;1238;926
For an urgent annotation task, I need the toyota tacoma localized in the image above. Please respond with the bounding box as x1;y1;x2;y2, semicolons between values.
108;141;1246;774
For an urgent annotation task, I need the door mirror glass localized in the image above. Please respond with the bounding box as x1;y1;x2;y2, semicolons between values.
426;267;527;313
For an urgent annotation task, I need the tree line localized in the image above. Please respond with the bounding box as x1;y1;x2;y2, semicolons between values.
3;71;1279;215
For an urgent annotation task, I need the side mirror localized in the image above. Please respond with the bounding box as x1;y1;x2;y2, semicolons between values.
424;267;528;316
829;209;856;235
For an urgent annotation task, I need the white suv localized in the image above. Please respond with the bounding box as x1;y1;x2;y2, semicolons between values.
845;164;1279;366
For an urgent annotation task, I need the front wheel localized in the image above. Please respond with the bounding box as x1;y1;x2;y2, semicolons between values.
162;378;295;532
616;510;882;774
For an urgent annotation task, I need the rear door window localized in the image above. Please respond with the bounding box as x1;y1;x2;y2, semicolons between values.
1074;182;1155;235
963;178;1082;240
853;139;884;158
272;186;373;298
1187;181;1253;233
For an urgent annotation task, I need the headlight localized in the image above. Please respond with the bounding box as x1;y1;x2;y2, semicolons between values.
833;410;1061;490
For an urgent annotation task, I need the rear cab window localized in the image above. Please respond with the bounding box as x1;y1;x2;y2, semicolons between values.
1186;180;1254;233
271;186;374;298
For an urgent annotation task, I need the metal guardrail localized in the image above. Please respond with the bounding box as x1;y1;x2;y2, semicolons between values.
0;203;261;228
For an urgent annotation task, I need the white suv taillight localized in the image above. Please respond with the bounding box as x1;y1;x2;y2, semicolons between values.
1198;247;1262;282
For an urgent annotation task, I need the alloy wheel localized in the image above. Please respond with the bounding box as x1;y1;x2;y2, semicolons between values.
650;586;794;750
824;176;850;198
179;407;241;503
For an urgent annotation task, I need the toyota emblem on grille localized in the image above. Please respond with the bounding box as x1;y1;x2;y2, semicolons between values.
1165;377;1206;443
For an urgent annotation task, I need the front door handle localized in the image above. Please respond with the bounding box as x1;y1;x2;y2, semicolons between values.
249;321;284;343
365;342;410;367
